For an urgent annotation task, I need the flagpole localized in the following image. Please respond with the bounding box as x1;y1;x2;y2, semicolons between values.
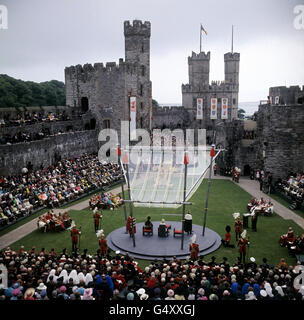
231;25;234;53
200;24;202;53
181;151;189;250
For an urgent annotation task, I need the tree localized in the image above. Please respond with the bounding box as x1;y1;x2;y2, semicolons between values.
0;74;66;108
238;108;246;119
152;99;159;108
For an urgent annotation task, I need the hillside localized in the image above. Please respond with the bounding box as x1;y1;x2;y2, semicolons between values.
0;74;66;108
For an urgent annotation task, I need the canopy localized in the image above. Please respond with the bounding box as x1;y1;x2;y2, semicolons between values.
121;146;220;208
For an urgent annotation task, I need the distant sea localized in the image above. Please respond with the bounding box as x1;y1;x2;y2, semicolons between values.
159;101;260;116
238;101;260;116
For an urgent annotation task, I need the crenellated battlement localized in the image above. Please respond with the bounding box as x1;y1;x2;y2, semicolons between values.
188;51;210;61
153;105;185;113
182;81;237;93
64;58;142;79
124;20;151;37
224;52;240;61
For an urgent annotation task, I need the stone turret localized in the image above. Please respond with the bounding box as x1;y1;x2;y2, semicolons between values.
224;52;240;85
188;51;210;90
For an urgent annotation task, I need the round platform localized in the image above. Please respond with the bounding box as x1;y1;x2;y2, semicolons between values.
106;221;222;260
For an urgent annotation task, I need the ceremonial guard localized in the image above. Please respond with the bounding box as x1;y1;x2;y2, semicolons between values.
70;225;81;253
233;213;243;241
221;225;235;248
238;230;249;264
93;207;102;232
126;215;136;237
98;234;108;257
189;234;199;261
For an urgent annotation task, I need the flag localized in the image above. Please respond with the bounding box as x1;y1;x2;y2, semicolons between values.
210;146;215;158
201;25;208;35
196;98;203;120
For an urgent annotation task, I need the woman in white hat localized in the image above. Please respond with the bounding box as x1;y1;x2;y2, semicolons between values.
36;282;47;291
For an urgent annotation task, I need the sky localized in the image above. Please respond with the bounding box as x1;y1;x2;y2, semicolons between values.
0;0;304;104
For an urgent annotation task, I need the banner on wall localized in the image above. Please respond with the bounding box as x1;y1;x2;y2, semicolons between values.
130;96;137;141
274;95;280;105
196;98;203;120
210;98;217;119
221;98;228;119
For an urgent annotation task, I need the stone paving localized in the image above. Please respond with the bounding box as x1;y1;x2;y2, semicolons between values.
1;175;303;250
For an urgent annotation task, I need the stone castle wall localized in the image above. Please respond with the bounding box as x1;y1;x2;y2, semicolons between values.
0;129;99;175
254;104;304;180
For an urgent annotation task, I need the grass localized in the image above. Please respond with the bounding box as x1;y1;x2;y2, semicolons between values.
8;179;304;269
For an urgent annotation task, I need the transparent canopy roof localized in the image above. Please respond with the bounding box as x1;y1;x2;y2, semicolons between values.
121;146;218;208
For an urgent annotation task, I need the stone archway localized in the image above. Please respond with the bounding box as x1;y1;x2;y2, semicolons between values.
81;97;89;113
244;164;251;176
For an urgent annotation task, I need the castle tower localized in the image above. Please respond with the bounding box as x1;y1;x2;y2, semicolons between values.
224;52;240;86
124;20;152;132
124;20;151;75
188;51;210;90
224;52;240;119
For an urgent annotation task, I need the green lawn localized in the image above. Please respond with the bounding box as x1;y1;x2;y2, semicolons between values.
8;179;304;268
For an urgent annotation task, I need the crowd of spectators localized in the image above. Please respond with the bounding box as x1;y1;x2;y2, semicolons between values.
280;227;304;257
0;246;303;301
0;153;121;228
89;192;123;211
247;197;274;216
0;126;87;145
0;111;80;128
37;210;72;233
275;173;304;210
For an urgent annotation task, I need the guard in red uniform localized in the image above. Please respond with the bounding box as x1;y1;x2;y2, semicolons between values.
238;230;249;264
98;234;108;256
189;234;199;260
70;225;81;253
221;225;235;248
93;208;102;232
126;216;136;237
234;213;243;241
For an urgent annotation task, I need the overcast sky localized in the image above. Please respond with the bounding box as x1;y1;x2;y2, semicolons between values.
1;0;304;103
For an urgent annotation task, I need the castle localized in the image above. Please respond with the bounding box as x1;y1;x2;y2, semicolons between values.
65;20;152;136
64;19;240;148
0;19;303;179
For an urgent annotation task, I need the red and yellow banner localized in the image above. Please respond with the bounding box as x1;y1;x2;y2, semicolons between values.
221;98;228;119
210;98;217;119
196;98;203;120
130;96;137;140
